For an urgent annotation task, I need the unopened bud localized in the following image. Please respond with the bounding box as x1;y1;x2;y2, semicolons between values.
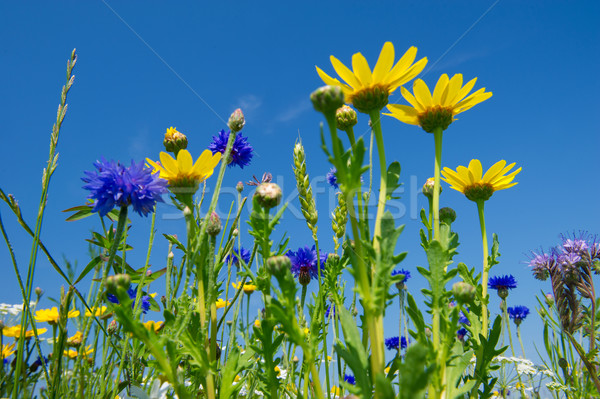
35;287;44;298
163;127;188;154
335;105;357;131
422;178;441;198
107;320;118;335
545;293;554;307
228;108;246;133
160;296;167;307
114;274;131;290
439;207;456;225
497;287;509;300
236;181;244;193
266;255;291;278
168;251;174;259
254;183;282;209
292;355;299;363
452;282;475;304
232;228;239;237
310;85;344;115
206;212;222;237
425;327;432;338
558;358;568;369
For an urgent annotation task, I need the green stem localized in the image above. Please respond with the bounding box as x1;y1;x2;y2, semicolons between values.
370;109;387;254
432;127;443;241
477;200;490;336
502;299;525;397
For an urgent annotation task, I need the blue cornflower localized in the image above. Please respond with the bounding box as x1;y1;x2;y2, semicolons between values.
82;158;167;217
325;304;335;319
286;245;327;286
457;327;468;340
344;374;355;385
327;168;339;189
384;336;407;350
459;310;470;326
227;246;251;267
208;129;253;169
488;275;517;299
391;268;411;284
107;286;151;314
507;305;530;326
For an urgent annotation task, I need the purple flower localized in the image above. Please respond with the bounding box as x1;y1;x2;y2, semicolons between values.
325;304;335;319
459;310;470;326
488;275;517;291
457;327;468;340
327;168;339;189
507;305;530;325
528;250;553;281
384;336;407;350
556;252;582;266
208;129;253;169
391;268;411;284
82;159;167;217
107;286;151;314
286;245;327;285
227;247;251;267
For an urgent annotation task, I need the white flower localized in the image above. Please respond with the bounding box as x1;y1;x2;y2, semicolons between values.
149;380;176;399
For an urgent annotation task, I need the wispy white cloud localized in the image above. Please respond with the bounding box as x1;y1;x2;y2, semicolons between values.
234;94;262;120
277;99;312;123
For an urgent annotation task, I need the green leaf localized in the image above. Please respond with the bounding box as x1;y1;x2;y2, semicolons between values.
386;161;402;199
398;342;433;399
74;255;102;284
163;234;186;253
375;373;396;399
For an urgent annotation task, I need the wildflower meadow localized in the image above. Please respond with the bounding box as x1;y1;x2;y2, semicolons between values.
1;3;598;399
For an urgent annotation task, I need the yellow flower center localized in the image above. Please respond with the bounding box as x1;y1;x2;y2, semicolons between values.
348;84;389;113
417;105;454;133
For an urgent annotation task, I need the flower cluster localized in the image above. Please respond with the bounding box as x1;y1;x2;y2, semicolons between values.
107;286;151;314
82;159;167;217
384;336;407;351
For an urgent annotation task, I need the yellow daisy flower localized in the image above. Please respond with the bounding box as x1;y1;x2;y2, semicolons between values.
146;149;221;189
316;42;427;113
84;306;108;318
64;345;93;359
34;307;80;325
215;298;230;309
143;320;164;333
441;159;521;202
2;342;16;358
231;281;257;295
2;325;48;338
385;73;492;132
67;331;84;347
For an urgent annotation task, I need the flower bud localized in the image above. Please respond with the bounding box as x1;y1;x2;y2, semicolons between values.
35;287;44;298
452;282;475;304
439;207;457;225
236;181;244;193
206;212;222;237
292;355;300;363
107;320;118;335
114;274;131;290
422;178;441;198
160;295;167;308
67;331;83;348
266;255;291;278
228;108;245;133
232;228;239;237
298;268;311;286
310;86;344;115
497;287;509;300
163;127;188;154
254;183;282;209
558;358;568;370
335;105;357;131
545;293;554;307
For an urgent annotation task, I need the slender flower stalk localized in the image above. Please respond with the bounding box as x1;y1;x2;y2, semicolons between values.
478;200;490;335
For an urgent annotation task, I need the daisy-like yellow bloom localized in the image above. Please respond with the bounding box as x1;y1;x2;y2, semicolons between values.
231;281;257;295
316;42;427;113
67;331;84;347
146;149;221;189
2;342;16;358
386;73;493;132
215;298;230;309
64;345;93;359
2;325;48;338
84;306;108;318
441;159;521;202
143;320;164;333
34;307;80;325
254;319;261;328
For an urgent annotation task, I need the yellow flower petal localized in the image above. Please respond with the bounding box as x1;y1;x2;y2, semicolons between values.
468;159;483;182
351;52;372;86
372;42;395;83
330;56;361;88
413;79;433;107
432;74;450;105
159;152;178;176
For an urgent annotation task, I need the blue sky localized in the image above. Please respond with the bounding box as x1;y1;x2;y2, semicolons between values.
1;1;599;366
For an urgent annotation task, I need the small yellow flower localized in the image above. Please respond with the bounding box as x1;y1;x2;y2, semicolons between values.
84;306;108;318
386;74;492;132
34;307;80;325
143;320;164;333
232;282;257;295
254;319;261;328
64;345;93;359
331;386;341;396
2;325;47;338
441;159;521;202
317;42;427;113
146;149;221;189
215;298;230;309
67;331;84;347
2;342;16;358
